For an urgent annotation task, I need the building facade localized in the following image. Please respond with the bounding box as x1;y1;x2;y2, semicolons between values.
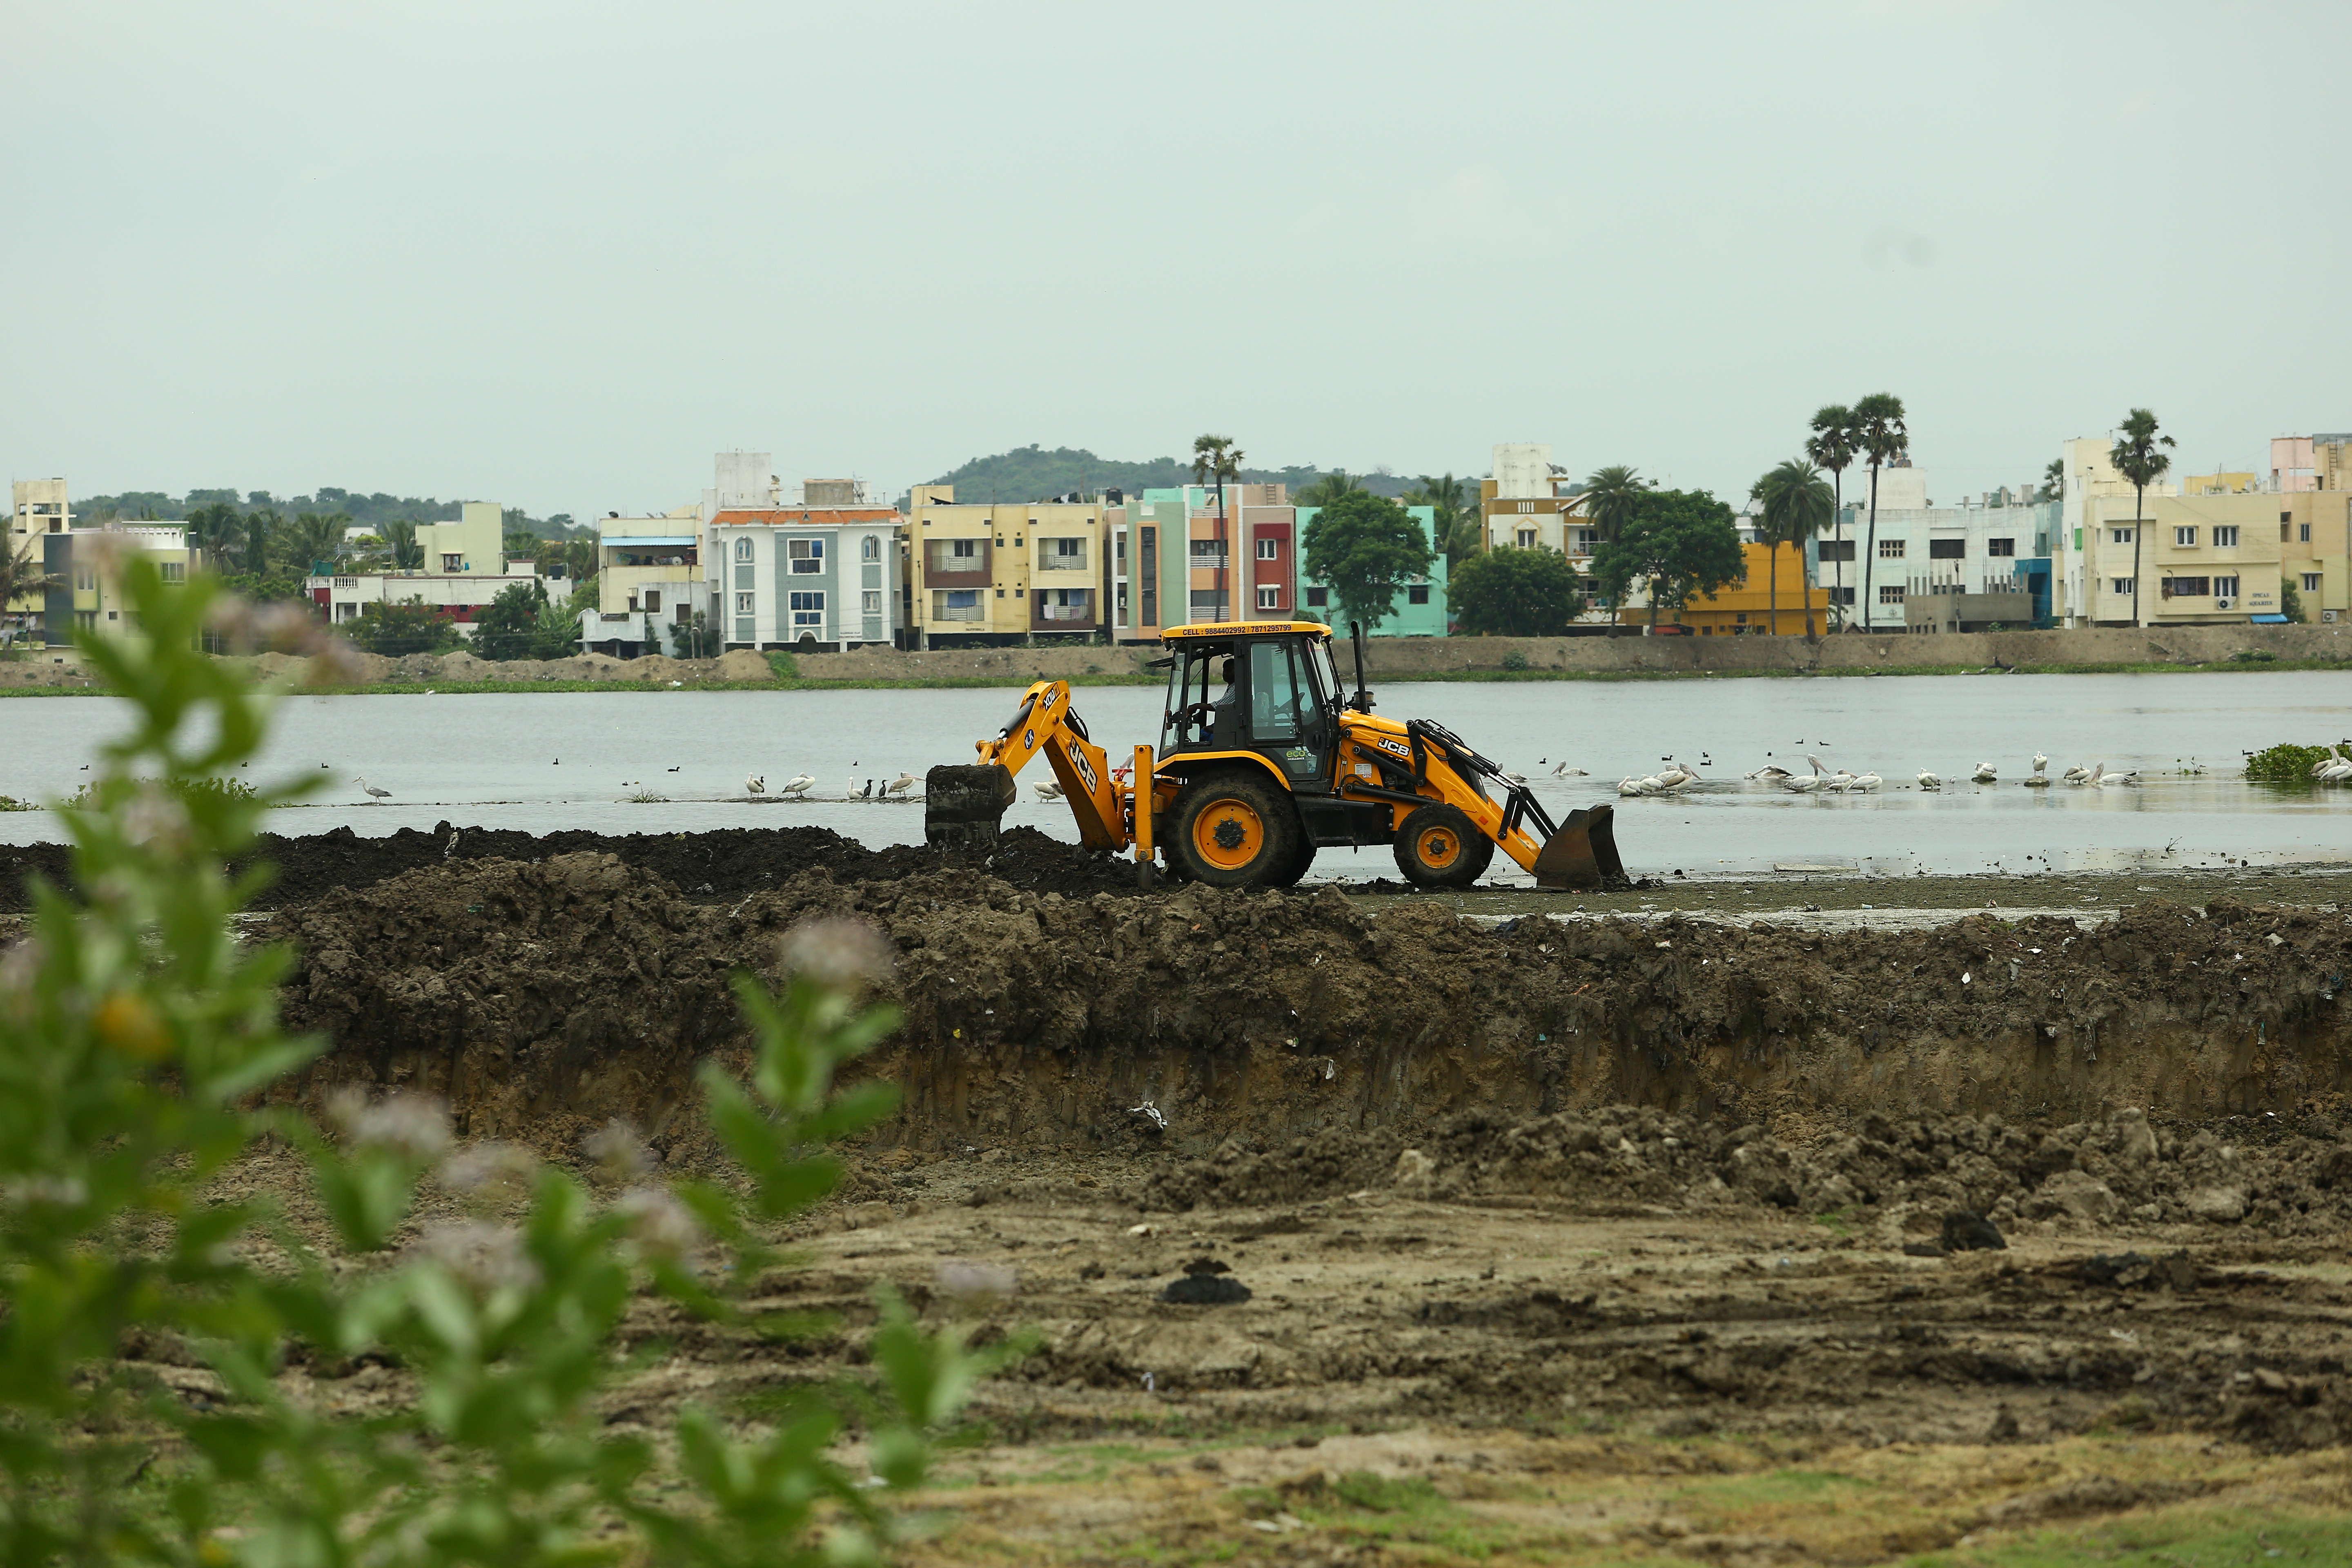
907;485;1106;648
1811;469;2061;631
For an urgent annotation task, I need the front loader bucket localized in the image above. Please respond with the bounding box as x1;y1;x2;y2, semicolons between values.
924;763;1016;852
1530;802;1628;891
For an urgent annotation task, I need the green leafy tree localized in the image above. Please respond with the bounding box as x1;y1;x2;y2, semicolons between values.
1447;545;1586;636
0;561;1014;1568
1804;407;1858;627
2111;408;2176;628
1403;472;1482;566
1590;489;1745;633
1751;459;1834;637
2281;576;2307;624
245;509;276;575
381;518;426;571
1850;393;1908;630
1292;470;1363;510
352;596;465;656
2039;457;2065;503
474;578;555;659
1301;491;1434;633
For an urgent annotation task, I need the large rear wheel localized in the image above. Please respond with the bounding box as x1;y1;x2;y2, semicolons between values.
1269;833;1317;889
1393;802;1494;888
1172;771;1300;889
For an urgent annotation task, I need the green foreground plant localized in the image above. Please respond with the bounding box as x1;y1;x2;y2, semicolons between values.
0;560;1013;1567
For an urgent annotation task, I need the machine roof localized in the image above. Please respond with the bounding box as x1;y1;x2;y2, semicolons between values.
1161;620;1332;642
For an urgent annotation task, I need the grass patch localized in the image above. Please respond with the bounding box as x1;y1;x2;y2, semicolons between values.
1907;1503;2352;1566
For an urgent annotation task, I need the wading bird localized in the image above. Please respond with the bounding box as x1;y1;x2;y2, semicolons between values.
886;771;917;795
1971;762;1998;783
355;776;391;800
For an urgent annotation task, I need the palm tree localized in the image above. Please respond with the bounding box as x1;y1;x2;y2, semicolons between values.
380;519;425;572
1;535;63;651
2110;409;2175;628
1581;465;1647;547
1406;472;1481;566
1293;470;1361;510
2039;457;2064;504
1192;434;1243;621
1849;393;1908;631
184;501;244;572
279;512;351;577
1752;459;1834;637
1803;407;1858;629
245;509;278;577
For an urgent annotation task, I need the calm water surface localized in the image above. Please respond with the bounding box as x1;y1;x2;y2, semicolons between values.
4;673;2348;881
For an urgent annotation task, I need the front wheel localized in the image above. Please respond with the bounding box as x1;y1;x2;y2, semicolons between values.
1172;771;1299;889
1393;802;1494;888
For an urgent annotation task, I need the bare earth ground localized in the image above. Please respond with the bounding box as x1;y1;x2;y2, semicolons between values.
15;828;2350;1566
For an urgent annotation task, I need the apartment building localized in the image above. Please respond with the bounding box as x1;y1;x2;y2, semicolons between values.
312;499;549;638
2074;489;2352;625
711;487;901;651
6;478;72;643
1807;480;2061;631
907;484;1105;648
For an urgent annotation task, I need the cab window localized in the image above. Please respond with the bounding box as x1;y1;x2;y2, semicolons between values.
1250;639;1305;742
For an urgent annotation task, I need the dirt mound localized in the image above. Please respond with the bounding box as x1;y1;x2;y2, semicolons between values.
1;820;1141;912
258;851;2352;1166
1142;1104;2352;1238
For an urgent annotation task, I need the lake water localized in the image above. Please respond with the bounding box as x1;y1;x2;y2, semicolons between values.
4;673;2348;881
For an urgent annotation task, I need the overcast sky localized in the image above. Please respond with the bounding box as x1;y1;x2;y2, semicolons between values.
7;2;2348;517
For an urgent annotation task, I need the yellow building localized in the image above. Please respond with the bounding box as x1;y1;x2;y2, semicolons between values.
2181;471;2259;496
1615;542;1829;634
2075;490;2327;624
908;485;1108;646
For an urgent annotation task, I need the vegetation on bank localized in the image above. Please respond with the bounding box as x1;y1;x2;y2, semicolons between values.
0;562;1013;1566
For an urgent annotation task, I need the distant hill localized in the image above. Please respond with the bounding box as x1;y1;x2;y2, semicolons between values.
69;487;584;538
909;445;1422;506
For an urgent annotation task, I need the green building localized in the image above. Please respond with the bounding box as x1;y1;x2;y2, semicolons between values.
1296;504;1448;636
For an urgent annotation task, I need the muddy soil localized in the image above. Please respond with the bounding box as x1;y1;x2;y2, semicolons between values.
0;820;1138;912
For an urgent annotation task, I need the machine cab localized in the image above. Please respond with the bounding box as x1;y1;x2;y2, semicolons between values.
1159;625;1343;791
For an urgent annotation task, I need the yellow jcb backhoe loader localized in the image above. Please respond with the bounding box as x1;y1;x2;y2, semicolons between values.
924;619;1625;892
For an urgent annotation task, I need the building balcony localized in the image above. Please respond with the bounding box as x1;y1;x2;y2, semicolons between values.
931;603;986;623
1036;553;1090;572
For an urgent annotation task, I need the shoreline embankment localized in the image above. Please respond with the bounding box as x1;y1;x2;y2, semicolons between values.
2;620;2347;694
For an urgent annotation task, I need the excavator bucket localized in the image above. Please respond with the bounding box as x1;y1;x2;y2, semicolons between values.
924;762;1016;852
1529;802;1628;891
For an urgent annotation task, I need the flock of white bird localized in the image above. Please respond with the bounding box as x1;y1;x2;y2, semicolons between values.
1595;748;2169;798
2312;745;2352;782
744;771;917;798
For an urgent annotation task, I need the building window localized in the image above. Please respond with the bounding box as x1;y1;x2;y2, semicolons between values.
2164;577;2210;598
1305;586;1329;608
1831;586;1855;606
1407;584;1430;605
995;588;1004;597
789;590;824;628
1818;540;1855;562
1928;538;1964;559
1517;501;1535;513
2174;526;2196;546
1517;528;1537;548
2213;575;2240;599
2213;525;2239;548
862;590;882;615
442;553;463;572
735;537;753;561
2300;522;2312;542
644;590;661;612
1188;538;1225;562
2109;528;2134;545
1256;585;1279;609
1878;584;1904;604
735;592;755;614
1878;538;1906;559
861;535;880;561
159;561;186;583
1256;538;1277;560
2304;572;2323;592
1986;537;2015;557
949;537;977;560
1053;537;1082;559
1572;528;1597;552
2111;577;2135;595
788;538;824;574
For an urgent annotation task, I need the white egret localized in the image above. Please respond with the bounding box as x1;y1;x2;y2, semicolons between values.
355;776;391;801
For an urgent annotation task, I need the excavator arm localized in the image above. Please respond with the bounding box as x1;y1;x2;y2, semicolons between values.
963;680;1130;852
